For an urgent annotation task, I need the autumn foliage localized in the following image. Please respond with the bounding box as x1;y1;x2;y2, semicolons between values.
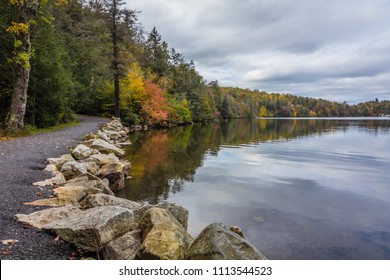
141;80;169;125
1;0;389;131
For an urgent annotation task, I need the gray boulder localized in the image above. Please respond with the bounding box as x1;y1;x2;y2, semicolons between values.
83;162;99;175
53;185;103;201
90;139;125;158
138;208;193;260
134;201;189;230
80;193;141;210
95;162;126;192
15;206;81;229
60;161;88;180
63;174;114;196
89;153;120;166
72;144;95;160
104;230;142;260
47;157;67;170
186;223;267;260
43;206;134;252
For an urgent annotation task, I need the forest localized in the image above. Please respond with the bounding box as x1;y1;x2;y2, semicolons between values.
1;0;389;132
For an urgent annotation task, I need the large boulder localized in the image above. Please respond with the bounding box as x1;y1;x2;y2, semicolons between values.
138;208;193;260
71;144;95;160
90;139;125;158
14;206;81;229
83;162;99;175
103;130;121;141
47;158;66;170
134;201;189;230
104;230;142;260
95;163;126;192
47;154;75;170
43;206;134;252
89;153;120;166
80;193;141;210
32;171;66;187
63;174;114;196
23;197;79;207
60;161;88;180
185;223;267;260
53;185;103;201
97;130;111;143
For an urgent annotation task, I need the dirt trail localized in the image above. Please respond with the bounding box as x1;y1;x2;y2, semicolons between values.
0;116;108;259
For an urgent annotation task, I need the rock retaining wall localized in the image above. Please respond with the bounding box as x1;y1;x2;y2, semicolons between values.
15;118;267;260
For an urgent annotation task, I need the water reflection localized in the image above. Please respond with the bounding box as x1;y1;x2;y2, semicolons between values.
119;118;390;259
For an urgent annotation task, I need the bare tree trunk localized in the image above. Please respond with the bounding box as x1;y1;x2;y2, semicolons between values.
5;32;31;132
5;0;38;133
113;24;120;118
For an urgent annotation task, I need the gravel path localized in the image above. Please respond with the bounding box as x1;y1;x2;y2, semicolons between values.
0;115;108;260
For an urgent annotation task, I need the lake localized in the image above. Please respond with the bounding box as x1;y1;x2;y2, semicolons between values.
118;118;390;259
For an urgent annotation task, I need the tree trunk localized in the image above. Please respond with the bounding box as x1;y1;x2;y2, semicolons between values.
5;29;32;132
112;0;121;118
5;0;38;133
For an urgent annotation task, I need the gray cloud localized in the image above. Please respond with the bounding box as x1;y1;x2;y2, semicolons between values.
128;0;390;103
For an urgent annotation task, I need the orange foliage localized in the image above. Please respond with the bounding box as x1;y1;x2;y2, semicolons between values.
141;80;169;124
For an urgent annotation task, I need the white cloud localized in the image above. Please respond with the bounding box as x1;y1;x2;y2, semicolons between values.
127;0;390;103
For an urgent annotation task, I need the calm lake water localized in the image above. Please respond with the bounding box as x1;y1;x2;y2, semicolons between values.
119;118;390;259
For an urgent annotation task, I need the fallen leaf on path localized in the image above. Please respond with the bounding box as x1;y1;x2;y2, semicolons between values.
2;251;12;255
1;239;19;245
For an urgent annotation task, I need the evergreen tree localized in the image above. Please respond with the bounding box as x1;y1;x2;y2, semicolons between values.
143;27;170;77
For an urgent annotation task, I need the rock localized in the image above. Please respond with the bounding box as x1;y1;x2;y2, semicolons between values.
185;223;267;260
71;144;95;160
104;130;121;140
84;132;98;141
95;163;126;192
138;208;193;260
80;193;141;210
32;171;66;187
157;201;189;230
53;186;103;201
23;197;79;207
134;202;189;230
91;139;125;158
97;130;111;143
104;230;142;260
121;159;131;177
60;161;88;180
63;175;114;196
89;153;120;166
47;157;66;170
83;162;99;175
61;154;76;162
43;206;134;252
14;206;82;229
44;164;57;172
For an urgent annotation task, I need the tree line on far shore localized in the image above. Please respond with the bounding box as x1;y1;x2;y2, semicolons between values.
1;0;389;132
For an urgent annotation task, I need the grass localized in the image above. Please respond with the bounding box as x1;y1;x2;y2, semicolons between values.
0;121;80;141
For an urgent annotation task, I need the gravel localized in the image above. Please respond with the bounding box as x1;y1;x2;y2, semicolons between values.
0;115;108;260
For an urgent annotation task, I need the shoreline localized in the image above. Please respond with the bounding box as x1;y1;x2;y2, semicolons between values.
1;117;266;260
0;115;109;260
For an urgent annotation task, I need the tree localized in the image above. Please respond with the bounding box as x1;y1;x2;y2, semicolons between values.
103;0;125;118
4;0;68;132
141;80;169;124
4;0;40;132
143;27;170;78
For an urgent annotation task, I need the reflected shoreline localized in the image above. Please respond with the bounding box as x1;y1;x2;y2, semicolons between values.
120;117;389;203
118;118;390;259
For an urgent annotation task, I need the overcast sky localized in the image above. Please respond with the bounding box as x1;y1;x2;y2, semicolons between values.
127;0;390;103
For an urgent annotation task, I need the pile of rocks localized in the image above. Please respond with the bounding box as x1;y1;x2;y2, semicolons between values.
15;118;267;260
